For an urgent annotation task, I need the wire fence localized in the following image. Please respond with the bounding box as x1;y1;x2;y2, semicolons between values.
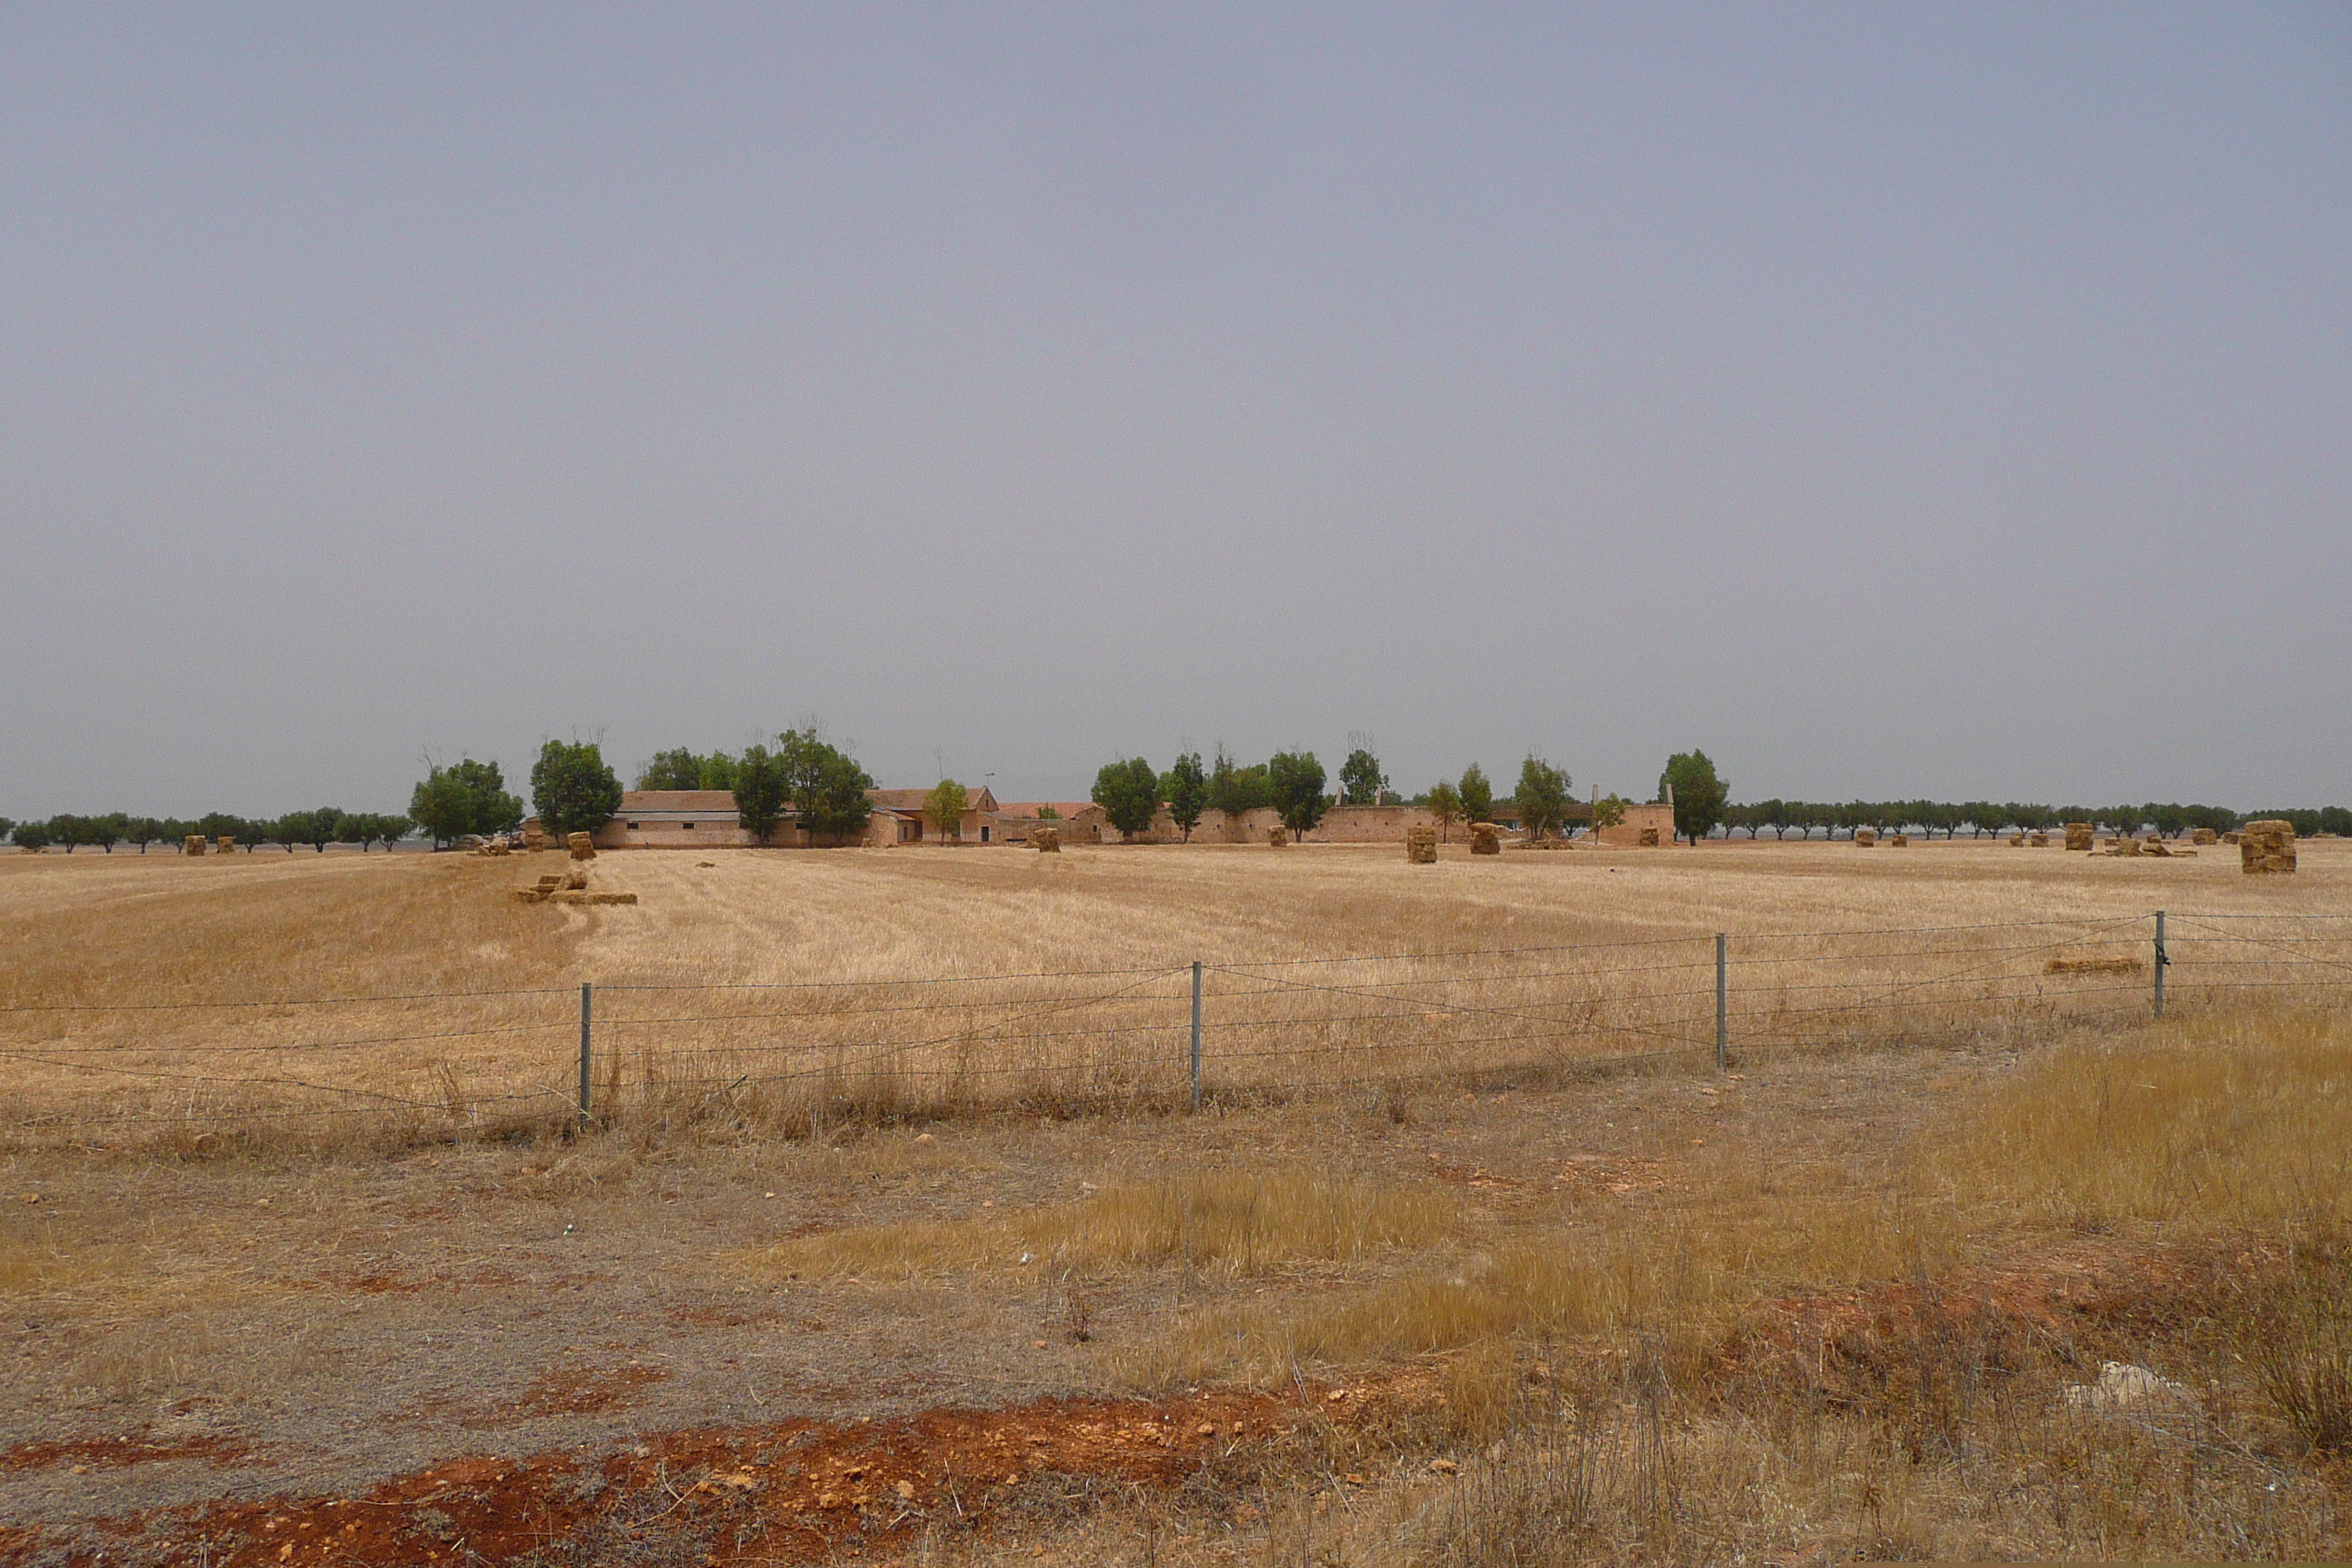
4;911;2348;1150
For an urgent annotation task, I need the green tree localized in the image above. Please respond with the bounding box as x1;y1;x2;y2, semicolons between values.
1267;751;1329;837
1092;757;1159;840
1659;751;1730;844
1208;746;1271;815
1458;764;1494;826
776;727;875;843
347;813;412;851
636;748;705;790
265;813;307;852
732;745;789;845
1515;755;1572;840
91;813;129;853
1163;751;1208;843
531;741;623;840
924;777;971;840
1426;780;1462;843
1036;804;1060;821
1594;794;1629;833
11;820;50;853
1338;747;1390;807
410;758;524;848
122;816;163;852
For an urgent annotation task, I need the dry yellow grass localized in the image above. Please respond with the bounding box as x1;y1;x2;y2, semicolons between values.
742;1166;1454;1283
1115;1010;2352;1390
0;839;2344;1152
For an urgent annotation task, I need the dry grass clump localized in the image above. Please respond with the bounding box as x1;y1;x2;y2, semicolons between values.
736;1167;1452;1283
1928;1009;2352;1229
1123;1012;2352;1393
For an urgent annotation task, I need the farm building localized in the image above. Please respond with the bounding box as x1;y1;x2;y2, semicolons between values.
589;786;1003;849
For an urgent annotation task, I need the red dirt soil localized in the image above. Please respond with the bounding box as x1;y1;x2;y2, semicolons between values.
11;1387;1365;1567
1;1431;256;1477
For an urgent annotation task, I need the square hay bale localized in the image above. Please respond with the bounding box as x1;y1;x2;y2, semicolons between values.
1267;826;1290;848
2222;831;2242;845
1637;826;1659;848
2141;835;2171;857
566;832;596;861
216;837;236;855
1853;828;1877;847
2241;819;2296;875
513;886;550;902
2008;833;2024;845
551;889;638;905
2046;955;2146;976
1891;834;1909;847
561;868;588;891
1469;823;1501;856
184;835;207;856
1405;827;1438;864
1033;826;1060;853
2065;822;2093;851
2192;827;2217;845
2030;831;2050;847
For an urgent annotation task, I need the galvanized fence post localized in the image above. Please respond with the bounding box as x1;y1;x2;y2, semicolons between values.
578;981;593;1123
1715;933;1728;1071
2153;911;2166;1019
1190;961;1203;1111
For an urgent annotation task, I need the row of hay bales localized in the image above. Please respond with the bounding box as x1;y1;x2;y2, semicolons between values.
180;835;238;856
514;865;638;905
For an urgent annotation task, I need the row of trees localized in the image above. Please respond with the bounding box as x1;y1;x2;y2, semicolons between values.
1712;799;2258;840
5;810;414;853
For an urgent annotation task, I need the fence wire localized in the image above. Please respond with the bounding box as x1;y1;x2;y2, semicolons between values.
4;912;2348;1148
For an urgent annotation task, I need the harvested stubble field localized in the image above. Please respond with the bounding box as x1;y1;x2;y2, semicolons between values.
1;839;2349;1564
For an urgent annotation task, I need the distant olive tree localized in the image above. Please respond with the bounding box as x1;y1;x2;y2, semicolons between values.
1091;758;1159;840
1426;780;1461;843
924;777;970;840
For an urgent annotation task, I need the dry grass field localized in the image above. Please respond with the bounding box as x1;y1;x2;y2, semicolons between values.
1;838;2348;1564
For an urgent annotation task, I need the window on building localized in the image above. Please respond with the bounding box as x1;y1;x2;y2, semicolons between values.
626;823;641;831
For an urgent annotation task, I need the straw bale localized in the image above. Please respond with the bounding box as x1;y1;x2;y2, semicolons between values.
513;886;550;903
567;832;596;861
216;837;236;855
2222;831;2242;845
2191;827;2217;846
550;890;638;905
2030;832;2049;847
184;836;207;856
2064;822;2093;851
1469;823;1501;856
1267;826;1290;848
1853;829;1877;848
562;868;588;891
2008;834;2024;846
1033;826;1060;853
1404;827;1438;864
1891;834;1909;848
1637;826;1659;848
2046;956;2145;976
2240;820;2296;875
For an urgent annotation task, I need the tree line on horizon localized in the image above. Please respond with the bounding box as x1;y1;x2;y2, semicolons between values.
10;735;2343;852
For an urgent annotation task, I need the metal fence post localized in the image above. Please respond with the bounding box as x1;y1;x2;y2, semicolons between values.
2153;911;2166;1019
578;981;593;1123
1190;961;1203;1111
1715;934;1728;1071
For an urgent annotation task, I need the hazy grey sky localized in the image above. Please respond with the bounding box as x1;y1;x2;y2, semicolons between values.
5;5;2348;817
